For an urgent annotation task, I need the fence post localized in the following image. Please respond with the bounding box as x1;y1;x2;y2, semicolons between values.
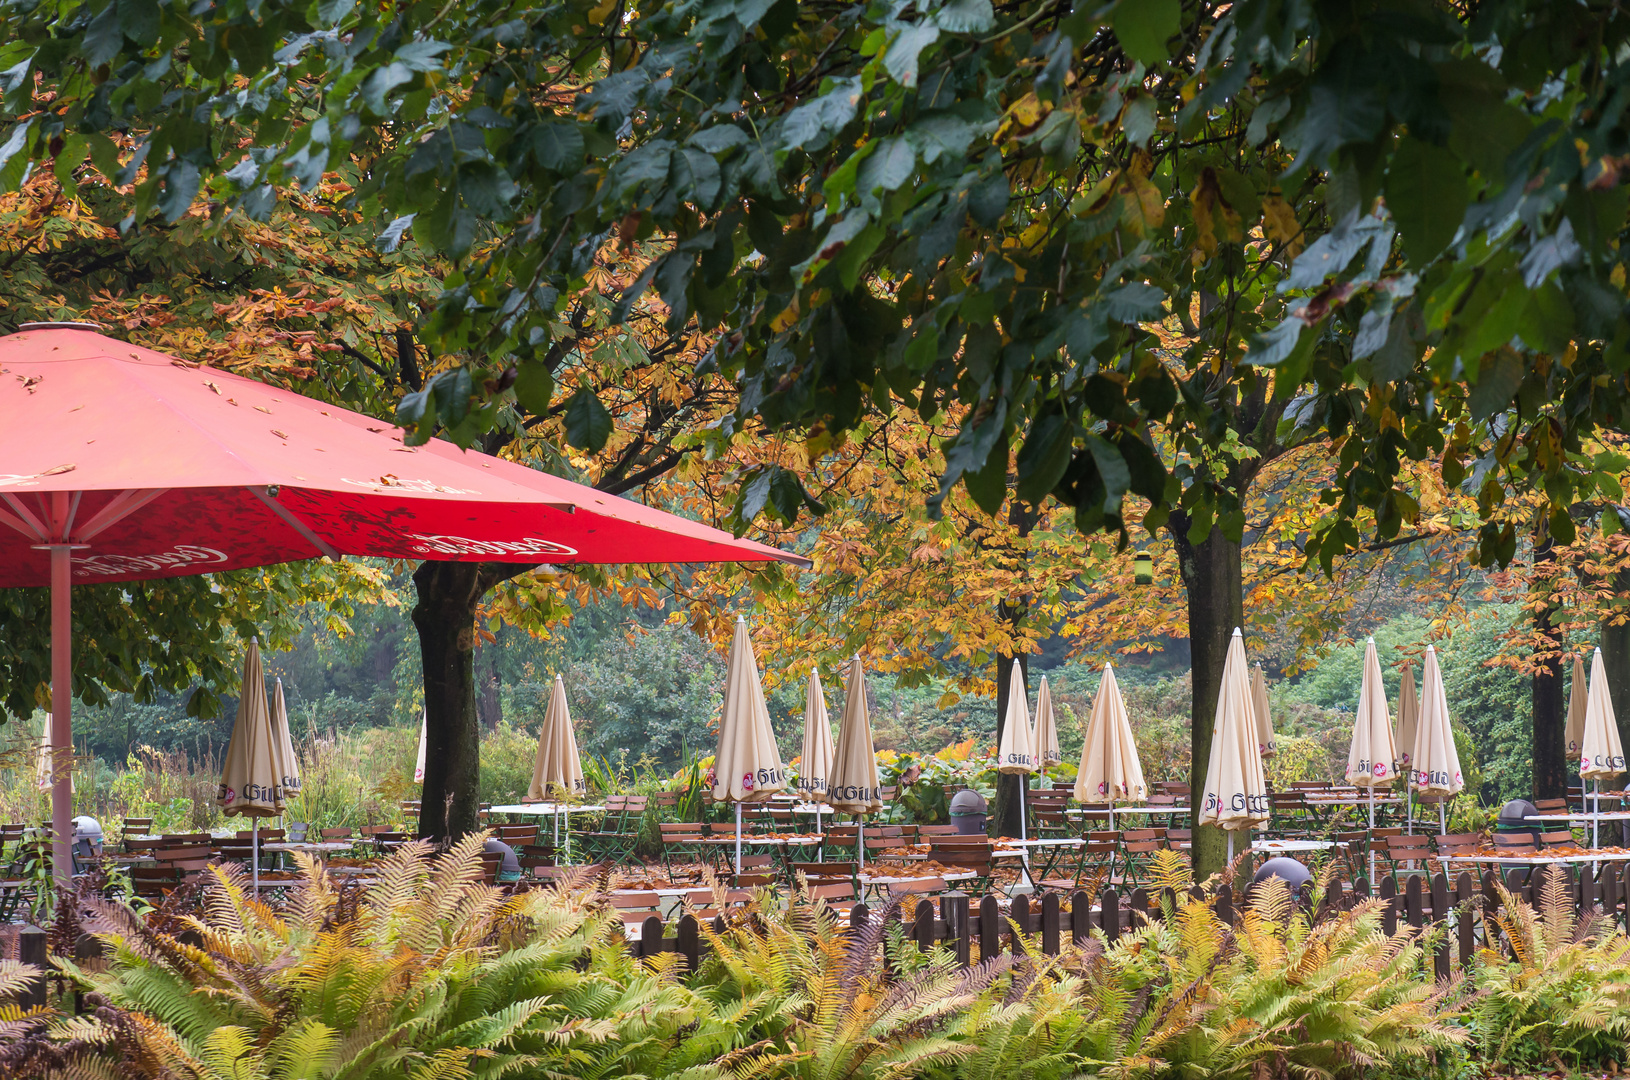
16;925;46;1010
1041;892;1061;955
943;891;971;968
1010;894;1030;955
639;915;664;959
1326;876;1345;914
979;895;1001;961
1379;875;1398;937
1430;873;1450;981
676;915;701;975
1128;887;1149;930
852;901;870;934
1581;864;1599;919
1353;876;1371;903
913;900;935;953
1214;883;1233;927
1070;889;1092;945
1404;874;1424;932
1456;872;1476;972
1102;888;1121;944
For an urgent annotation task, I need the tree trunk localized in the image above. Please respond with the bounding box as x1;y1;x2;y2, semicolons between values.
413;559;534;841
993;648;1028;839
1168;510;1244;883
475;642;502;730
1531;532;1567;801
1601;567;1630;763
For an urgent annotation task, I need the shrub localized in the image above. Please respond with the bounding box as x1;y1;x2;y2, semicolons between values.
1469;871;1630;1071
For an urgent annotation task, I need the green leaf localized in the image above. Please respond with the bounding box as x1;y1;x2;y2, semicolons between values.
394;39;451;71
512;363;554;417
932;0;995;34
882;24;939;87
1185;501;1214;545
1015;412;1074;502
117;0;160;47
856;137;915;192
529;122;586;172
1111;0;1179;67
1466;351;1522;420
564;388;613;452
1385;136;1466;263
82;3;124;67
963;430;1009;516
1086;434;1131;516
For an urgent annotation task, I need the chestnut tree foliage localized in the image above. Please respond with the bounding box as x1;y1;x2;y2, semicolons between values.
9;0;1630;869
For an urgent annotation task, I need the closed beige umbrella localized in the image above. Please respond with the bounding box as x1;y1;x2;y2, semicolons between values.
1250;663;1275;758
217;639;291;892
997;662;1038;846
712;616;788;872
270;677;301;807
528;674;585;854
799;668;835;833
1347;638;1398;878
1033;674;1062;768
35;723;63;793
1073;663;1146;828
1409;645;1463;835
828;656;883;865
1396;664;1418;832
1198;629;1269;859
1566;655;1588;760
1580;647;1627;846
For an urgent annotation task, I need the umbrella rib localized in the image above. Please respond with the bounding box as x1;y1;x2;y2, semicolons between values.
0;493;48;541
74;488;169;542
250;486;341;560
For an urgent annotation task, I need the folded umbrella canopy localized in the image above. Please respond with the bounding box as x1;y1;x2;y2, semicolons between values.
713;616;788;873
218;639;295;892
1409;646;1464;835
1199;629;1269;858
270;677;300;805
997;662;1038;844
0;326;802;889
527;673;585;853
1395;664;1418;832
1250;663;1275;758
1033;674;1062;770
1073;663;1146;827
1580;647;1627;846
799;668;835;831
1346;638;1398;879
827;656;883;865
1566;654;1588;761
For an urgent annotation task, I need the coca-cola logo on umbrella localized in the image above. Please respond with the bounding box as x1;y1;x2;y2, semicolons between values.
75;545;229;577
404;534;579;558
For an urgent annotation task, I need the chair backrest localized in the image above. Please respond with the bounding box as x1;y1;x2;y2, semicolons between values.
685;888;755;916
660;823;703;842
1165;829;1193;845
157;845;214;872
917;824;958;837
623;796;650;814
887;877;947;897
609;891;663;923
733;872;778;888
602;795;628;812
864;836;906;853
805;880;857;904
321;827;355;840
652;791;681;808
359;825;392;836
1533;797;1567;812
734;853;776;871
792;861;856;884
130;865;180;896
495;824;538;845
1086;830;1121;843
1539;829;1577;848
1494;832;1538;849
1123;828;1165;842
1435;832;1481;853
928;840;991;868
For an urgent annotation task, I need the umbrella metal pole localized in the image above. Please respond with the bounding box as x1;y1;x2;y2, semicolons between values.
1439;801;1446;836
252;818;259;895
1595;780;1602;850
1367;787;1376;884
1227;831;1234;863
564;805;570;862
735;803;743;877
49;541;74;895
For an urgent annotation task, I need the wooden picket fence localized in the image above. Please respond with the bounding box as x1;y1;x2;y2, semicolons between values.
631;862;1630;976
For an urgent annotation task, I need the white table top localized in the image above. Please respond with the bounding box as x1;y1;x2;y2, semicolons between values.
1253;839;1337;853
1069;806;1190;816
695;835;823;847
1440;851;1630;865
996;838;1085;850
261;841;356;854
1524;812;1630;822
1303;796;1402;805
858;870;977;886
487;803;606;816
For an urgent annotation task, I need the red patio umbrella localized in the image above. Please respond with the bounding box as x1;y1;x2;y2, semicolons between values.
0;325;804;888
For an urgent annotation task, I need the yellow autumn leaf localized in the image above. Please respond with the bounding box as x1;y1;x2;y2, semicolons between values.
587;0;618;24
1119;173;1165;236
1262;194;1303;258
